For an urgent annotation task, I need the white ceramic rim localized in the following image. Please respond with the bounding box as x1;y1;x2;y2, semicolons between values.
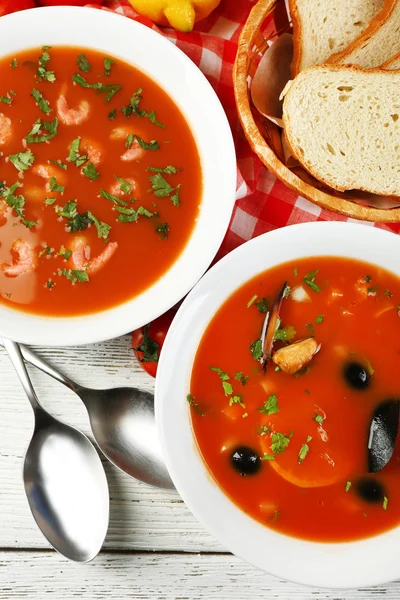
0;7;236;346
156;221;400;589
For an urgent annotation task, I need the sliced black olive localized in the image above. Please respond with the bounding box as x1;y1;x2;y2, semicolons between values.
231;446;260;476
355;477;385;504
343;362;370;390
368;399;400;473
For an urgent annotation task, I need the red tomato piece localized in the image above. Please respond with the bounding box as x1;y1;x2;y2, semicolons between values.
0;0;35;16
132;310;175;378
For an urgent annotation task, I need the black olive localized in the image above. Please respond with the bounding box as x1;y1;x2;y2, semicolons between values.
231;446;260;476
343;362;370;390
355;477;385;504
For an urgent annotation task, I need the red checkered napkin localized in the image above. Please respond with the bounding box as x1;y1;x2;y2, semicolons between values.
90;0;400;254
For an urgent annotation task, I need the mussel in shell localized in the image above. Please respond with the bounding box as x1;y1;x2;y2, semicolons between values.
368;399;400;473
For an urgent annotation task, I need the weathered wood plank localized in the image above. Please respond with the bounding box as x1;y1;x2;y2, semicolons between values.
0;338;222;552
0;551;397;599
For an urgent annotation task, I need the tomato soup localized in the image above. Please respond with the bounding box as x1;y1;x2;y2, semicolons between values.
0;46;201;315
189;257;400;542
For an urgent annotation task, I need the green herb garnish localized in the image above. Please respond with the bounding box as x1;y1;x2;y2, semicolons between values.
304;269;321;293
298;436;312;464
229;395;245;408
255;298;268;313
11;59;18;69
9;149;35;172
313;413;325;425
156;222;169;240
26;117;58;143
77;54;91;73
306;323;315;338
235;372;248;386
383;496;388;511
82;162;100;181
108;109;117;120
345;481;352;492
271;431;292;454
1;183;36;228
147;165;178;174
315;314;324;324
274;324;296;342
133;324;159;363
49;176;65;193
37;49;56;82
58;268;89;284
72;73;121;102
209;366;232;396
104;57;115;76
87;210;111;240
149;173;180;206
31;88;51;114
114;176;132;195
258;393;279;415
261;454;275;461
50;160;67;170
67;137;87;167
250;339;263;361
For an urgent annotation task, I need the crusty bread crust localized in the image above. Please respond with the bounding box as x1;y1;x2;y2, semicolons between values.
328;0;397;66
289;0;302;76
282;64;400;194
382;51;400;68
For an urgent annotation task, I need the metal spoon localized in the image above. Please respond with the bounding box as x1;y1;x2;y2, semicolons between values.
2;338;109;562
7;342;174;490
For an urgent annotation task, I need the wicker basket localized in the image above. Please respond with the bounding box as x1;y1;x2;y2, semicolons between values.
233;0;400;223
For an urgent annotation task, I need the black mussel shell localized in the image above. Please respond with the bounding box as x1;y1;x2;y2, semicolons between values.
343;362;370;390
368;399;400;473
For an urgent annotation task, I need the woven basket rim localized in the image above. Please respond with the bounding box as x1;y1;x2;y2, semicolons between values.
233;0;400;223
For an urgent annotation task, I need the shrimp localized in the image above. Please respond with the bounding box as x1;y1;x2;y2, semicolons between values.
32;163;67;192
71;236;118;275
0;239;37;277
110;127;146;162
109;177;139;198
0;113;12;145
80;138;103;166
57;92;90;126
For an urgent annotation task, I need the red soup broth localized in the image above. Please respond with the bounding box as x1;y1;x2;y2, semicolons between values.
189;256;400;542
0;46;201;316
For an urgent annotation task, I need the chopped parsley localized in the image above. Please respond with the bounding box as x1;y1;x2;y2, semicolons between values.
50;160;67;170
114;175;132;195
77;54;91;73
38;246;53;258
315;314;324;324
283;285;291;299
258;393;279;415
383;496;388;511
186;394;204;416
31;88;52;114
108;109;117;120
209;366;233;396
258;425;270;436
235;372;248;386
37;48;56;82
247;294;258;308
229;395;245;408
133;324;159;363
261;453;276;461
104;57;115;76
0;93;13;105
45;197;56;205
121;87;166;127
1;184;36;228
87;210;111;240
270;431;292;454
26;117;58;143
115;205;153;223
298;436;312;464
49;176;65;193
313;413;325;425
274;324;296;342
304;269;321;293
345;481;352;493
293;267;298;276
72;73;122;103
82;162;100;181
11;59;18;69
67;137;87;167
149;173;180;206
100;188;128;207
57;246;72;260
58;268;89;284
131;135;160;151
156;222;169;240
365;275;372;282
255;297;268;313
384;289;393;298
147;165;178;175
9;149;35;172
250;339;263;361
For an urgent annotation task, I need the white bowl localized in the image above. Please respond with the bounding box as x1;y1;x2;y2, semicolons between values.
156;221;400;589
0;7;236;346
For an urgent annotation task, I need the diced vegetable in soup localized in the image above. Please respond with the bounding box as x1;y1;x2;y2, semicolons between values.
189;257;400;542
0;46;201;315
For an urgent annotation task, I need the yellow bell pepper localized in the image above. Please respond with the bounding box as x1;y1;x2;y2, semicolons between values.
128;0;221;33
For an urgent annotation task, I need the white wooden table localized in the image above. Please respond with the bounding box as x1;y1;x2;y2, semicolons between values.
0;336;399;599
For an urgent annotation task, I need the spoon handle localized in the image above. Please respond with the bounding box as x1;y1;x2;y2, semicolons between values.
12;343;80;394
2;338;42;413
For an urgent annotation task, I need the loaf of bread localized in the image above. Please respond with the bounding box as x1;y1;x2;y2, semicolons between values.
290;0;384;74
329;0;400;68
282;65;400;195
383;52;400;68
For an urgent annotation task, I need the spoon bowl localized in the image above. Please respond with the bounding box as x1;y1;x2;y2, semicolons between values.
81;386;173;490
2;338;109;562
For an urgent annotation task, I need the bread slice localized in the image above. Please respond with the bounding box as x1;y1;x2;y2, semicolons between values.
383;52;400;68
329;0;400;68
282;65;400;195
290;0;384;74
